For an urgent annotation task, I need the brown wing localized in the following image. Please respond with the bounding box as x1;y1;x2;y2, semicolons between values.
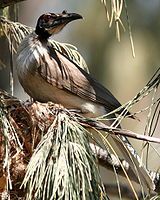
37;44;122;113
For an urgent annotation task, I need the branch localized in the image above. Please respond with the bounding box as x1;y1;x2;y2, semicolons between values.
0;0;27;8
79;118;160;144
90;143;138;183
90;143;160;193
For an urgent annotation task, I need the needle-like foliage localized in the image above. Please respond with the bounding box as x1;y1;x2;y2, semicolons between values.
0;90;23;198
99;68;160;127
100;0;135;57
22;109;107;200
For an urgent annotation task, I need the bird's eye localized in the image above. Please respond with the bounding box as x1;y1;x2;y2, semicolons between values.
43;15;52;22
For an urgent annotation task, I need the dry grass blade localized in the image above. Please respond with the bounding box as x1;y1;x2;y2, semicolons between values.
92;128;139;200
0;91;23;197
124;0;135;57
22;109;107;200
0;16;32;70
100;0;125;40
0;17;32;52
100;0;135;57
99;68;160;127
150;195;160;200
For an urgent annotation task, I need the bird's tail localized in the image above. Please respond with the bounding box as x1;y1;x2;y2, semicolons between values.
97;111;154;191
85;112;154;192
107;133;154;191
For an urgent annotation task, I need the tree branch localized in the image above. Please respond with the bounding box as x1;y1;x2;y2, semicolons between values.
90;143;160;193
90;143;138;182
79;118;160;144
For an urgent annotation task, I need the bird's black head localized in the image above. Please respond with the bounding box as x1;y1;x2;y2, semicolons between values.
35;10;83;39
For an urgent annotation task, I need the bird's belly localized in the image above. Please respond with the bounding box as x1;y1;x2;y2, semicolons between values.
18;71;106;118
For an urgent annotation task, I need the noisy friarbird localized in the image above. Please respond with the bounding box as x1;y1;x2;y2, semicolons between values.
16;10;153;190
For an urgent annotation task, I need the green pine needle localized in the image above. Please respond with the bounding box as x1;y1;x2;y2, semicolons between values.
22;110;107;200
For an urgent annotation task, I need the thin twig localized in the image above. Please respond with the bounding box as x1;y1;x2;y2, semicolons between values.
79;118;160;144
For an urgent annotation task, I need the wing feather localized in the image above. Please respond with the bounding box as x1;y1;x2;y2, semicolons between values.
37;43;122;112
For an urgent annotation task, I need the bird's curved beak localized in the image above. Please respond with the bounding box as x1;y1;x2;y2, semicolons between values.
47;12;83;34
51;12;83;28
62;12;83;21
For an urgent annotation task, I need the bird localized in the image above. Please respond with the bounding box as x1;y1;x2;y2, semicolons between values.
16;10;153;190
